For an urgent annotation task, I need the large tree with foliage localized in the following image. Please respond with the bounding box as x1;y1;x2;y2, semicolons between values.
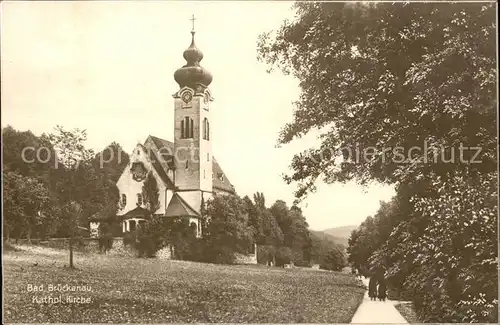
204;194;254;264
2;126;59;184
258;2;497;322
244;193;284;264
258;2;496;196
270;201;312;266
3;172;57;241
48;126;97;268
320;246;348;272
92;142;130;183
2;126;125;241
90;142;128;223
142;171;160;216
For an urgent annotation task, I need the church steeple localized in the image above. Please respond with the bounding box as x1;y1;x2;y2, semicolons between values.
174;16;212;90
172;15;213;197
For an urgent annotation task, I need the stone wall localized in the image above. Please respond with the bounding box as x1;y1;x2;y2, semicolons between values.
9;237;173;259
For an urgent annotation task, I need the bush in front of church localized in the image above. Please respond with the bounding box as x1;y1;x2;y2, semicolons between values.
123;231;137;247
168;217;203;261
135;216;166;258
98;223;114;253
202;194;255;265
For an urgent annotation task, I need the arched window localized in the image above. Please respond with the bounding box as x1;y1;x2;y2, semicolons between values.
121;194;127;206
137;193;143;206
203;118;210;140
181;117;194;139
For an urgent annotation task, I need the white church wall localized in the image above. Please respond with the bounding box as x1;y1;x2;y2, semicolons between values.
202;191;213;203
165;189;174;211
116;144;167;216
198;95;212;193
177;191;202;214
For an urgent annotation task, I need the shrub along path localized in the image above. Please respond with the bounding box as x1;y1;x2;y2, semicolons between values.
350;278;408;324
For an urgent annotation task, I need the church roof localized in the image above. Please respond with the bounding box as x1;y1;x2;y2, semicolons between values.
145;135;235;194
122;206;150;220
89;211;112;222
165;193;200;217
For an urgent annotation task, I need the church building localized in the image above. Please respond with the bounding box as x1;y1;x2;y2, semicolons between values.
100;28;235;238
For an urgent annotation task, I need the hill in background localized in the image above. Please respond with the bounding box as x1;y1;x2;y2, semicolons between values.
319;225;358;247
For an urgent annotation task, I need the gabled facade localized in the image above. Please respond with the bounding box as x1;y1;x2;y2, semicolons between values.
114;29;235;238
115;136;235;236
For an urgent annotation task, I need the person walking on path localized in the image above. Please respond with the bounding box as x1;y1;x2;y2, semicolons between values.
351;277;408;324
377;276;387;301
368;276;378;301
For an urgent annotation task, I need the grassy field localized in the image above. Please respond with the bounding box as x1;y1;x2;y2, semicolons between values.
3;245;365;323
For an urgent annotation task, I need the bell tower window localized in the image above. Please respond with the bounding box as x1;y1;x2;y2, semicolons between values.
181;117;194;139
203;118;210;140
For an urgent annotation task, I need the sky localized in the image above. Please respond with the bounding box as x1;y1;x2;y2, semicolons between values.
1;1;395;231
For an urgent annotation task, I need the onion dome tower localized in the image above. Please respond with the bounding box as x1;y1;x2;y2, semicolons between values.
174;30;213;92
172;15;214;202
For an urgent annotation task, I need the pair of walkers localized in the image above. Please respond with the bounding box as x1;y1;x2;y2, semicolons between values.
368;275;387;301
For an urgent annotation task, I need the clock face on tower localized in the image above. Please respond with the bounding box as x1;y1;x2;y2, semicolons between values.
182;92;193;104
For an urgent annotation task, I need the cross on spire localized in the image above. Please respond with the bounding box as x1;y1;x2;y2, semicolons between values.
190;14;196;32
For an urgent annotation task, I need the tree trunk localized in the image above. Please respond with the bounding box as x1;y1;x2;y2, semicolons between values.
69;237;74;268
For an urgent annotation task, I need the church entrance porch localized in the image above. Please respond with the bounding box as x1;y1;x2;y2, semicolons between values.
120;206;150;233
122;218;146;233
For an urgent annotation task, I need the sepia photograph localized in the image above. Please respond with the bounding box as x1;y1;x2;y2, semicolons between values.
1;0;498;323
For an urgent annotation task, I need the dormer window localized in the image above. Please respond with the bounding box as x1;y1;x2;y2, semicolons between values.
217;172;224;182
